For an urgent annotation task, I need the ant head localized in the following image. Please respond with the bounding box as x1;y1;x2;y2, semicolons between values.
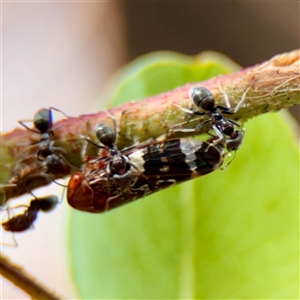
95;123;116;148
221;121;235;136
226;130;244;152
110;155;130;176
33;108;52;133
189;86;215;112
37;195;59;212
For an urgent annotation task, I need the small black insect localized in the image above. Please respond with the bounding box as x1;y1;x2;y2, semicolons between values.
19;107;72;175
2;195;59;232
20;108;59;159
173;85;248;152
85;121;144;190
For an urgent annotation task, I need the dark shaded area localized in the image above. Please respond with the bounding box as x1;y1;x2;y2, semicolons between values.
122;2;299;122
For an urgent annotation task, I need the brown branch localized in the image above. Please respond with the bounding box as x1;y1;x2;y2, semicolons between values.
0;252;65;300
1;49;299;203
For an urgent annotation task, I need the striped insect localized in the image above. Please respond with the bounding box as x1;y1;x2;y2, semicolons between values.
67;123;225;213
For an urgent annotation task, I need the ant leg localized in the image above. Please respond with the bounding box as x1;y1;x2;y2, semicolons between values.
18;120;40;134
51;179;68;188
1;204;10;226
0;230;19;247
10;233;19;247
59;183;67;204
29;191;38;199
1;204;8;238
194;118;212;132
211;124;225;145
221;151;237;170
170;116;210;135
226;118;240;127
84;138;107;149
167;103;206;136
174;104;194;115
49;107;70;119
56;153;81;171
205;126;226;153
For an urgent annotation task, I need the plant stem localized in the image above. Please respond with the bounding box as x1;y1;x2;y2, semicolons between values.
0;252;65;300
1;49;299;203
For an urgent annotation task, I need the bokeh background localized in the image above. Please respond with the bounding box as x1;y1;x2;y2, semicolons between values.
1;2;299;299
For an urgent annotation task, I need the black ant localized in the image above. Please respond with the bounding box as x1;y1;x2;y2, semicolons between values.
172;85;249;152
19;107;73;175
19;108;63;160
71;116;148;208
2;194;59;233
85;120;145;183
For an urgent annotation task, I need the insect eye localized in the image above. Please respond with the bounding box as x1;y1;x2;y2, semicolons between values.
190;87;215;111
95;123;116;147
33;108;52;133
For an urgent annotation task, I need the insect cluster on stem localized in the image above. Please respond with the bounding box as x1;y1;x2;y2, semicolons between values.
2;85;246;243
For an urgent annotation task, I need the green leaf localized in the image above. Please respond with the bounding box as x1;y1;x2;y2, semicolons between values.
67;51;299;299
103;50;239;107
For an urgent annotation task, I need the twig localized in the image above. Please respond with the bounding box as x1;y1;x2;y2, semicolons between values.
0;252;65;300
1;49;299;203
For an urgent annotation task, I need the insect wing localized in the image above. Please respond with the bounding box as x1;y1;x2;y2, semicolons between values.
106;138;224;209
128;138;223;180
67;138;224;214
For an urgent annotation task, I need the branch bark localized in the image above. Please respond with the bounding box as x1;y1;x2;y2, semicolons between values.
0;253;65;300
1;49;299;203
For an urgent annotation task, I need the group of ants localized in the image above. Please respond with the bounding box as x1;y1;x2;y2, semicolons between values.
1;85;247;246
